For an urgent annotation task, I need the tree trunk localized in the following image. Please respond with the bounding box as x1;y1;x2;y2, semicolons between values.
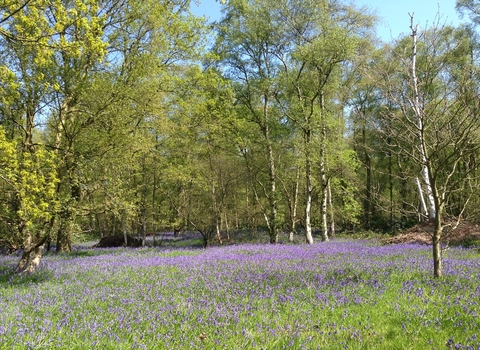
327;181;335;237
305;130;314;244
261;92;279;244
320;165;329;242
216;221;222;244
56;175;78;253
319;141;329;242
203;236;210;248
15;233;48;274
141;209;147;247
56;209;72;253
266;141;278;244
433;212;443;278
416;177;428;221
410;15;435;220
288;167;300;242
319;92;329;242
388;147;394;230
123;215;128;246
16;245;45;274
53;96;77;253
152;167;157;247
411;18;442;278
363;126;371;230
224;213;231;241
211;179;222;245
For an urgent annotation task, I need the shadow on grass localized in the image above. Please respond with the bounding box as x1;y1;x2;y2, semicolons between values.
0;265;53;286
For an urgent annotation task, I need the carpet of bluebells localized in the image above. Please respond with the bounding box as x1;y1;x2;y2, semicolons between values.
0;239;479;349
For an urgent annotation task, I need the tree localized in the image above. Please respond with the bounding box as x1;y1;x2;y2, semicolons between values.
42;0;209;250
157;65;239;247
274;0;374;242
0;127;58;273
0;0;107;270
374;20;480;277
215;0;373;244
456;0;480;25
214;0;288;243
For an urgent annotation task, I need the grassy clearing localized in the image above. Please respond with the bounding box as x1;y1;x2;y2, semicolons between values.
0;240;479;349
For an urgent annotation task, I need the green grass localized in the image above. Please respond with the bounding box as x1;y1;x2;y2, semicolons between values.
0;240;478;349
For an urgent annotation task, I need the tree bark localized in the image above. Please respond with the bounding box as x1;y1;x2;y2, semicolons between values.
54;96;76;253
327;181;335;237
287;167;300;242
319;93;329;242
56;207;73;253
364;126;372;230
320;161;329;242
305;129;314;244
266;139;278;244
15;233;48;274
212;180;223;245
224;213;231;241
410;15;435;220
433;211;443;278
415;177;428;221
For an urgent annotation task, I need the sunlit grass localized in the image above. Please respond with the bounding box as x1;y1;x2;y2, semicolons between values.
0;240;479;349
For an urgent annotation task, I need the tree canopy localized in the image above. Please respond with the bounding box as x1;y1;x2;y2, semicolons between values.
1;0;479;277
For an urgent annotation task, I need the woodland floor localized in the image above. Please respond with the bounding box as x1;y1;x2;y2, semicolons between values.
382;218;480;246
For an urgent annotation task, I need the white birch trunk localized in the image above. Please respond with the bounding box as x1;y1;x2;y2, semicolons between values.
319;93;329;242
410;15;436;220
305;133;314;244
415;177;428;221
327;180;335;236
320;156;329;242
211;180;222;245
289;167;300;242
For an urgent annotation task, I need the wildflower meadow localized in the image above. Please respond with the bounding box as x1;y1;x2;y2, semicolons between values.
0;239;479;349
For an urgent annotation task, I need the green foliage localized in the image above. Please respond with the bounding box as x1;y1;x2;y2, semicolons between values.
456;0;480;24
0;127;59;246
0;0;107;61
1;0;479;255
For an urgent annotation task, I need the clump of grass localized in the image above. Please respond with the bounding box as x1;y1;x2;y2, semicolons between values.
0;240;479;349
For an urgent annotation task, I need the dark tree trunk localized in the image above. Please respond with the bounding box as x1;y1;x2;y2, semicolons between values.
56;212;72;253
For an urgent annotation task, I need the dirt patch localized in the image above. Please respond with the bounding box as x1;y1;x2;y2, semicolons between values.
382;219;480;246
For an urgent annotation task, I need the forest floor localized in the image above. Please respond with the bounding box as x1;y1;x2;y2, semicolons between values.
382;218;480;246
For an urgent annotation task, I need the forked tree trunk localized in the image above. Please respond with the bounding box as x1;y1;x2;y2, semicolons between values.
16;245;45;274
410;14;442;278
15;233;48;274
